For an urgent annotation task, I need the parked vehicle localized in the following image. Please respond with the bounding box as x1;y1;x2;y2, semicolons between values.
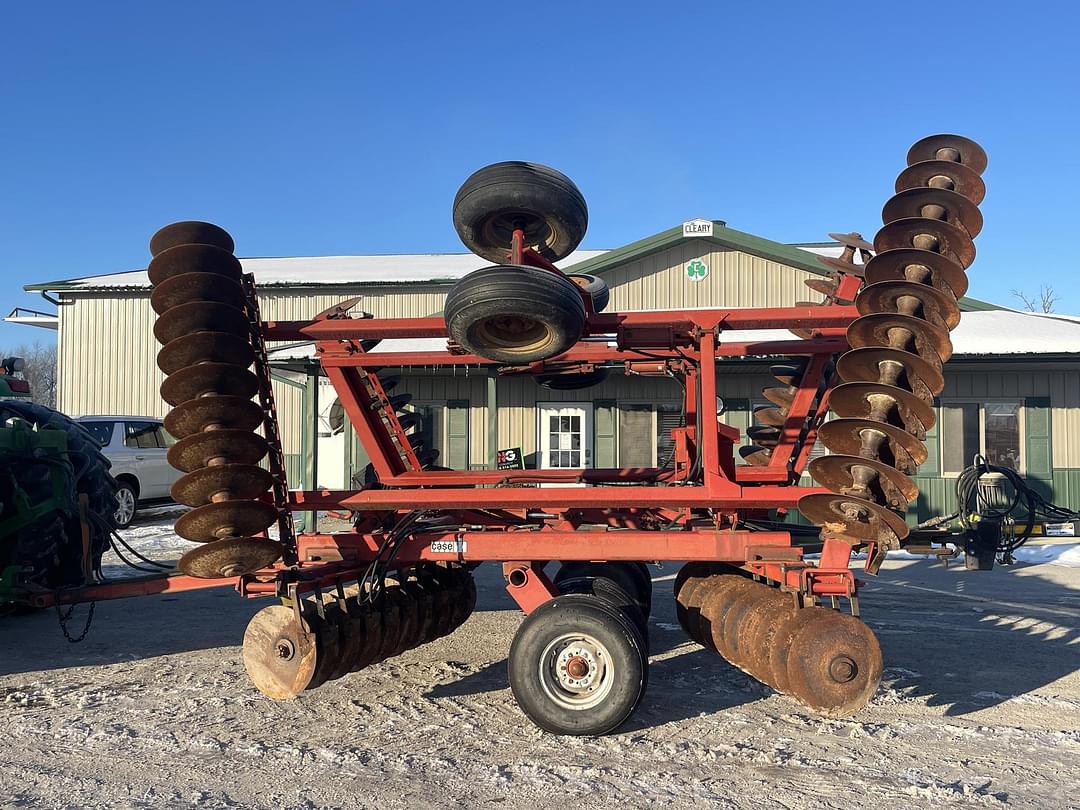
77;416;182;527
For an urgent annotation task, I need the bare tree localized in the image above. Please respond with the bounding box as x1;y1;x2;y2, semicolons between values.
2;341;57;408
1011;285;1060;313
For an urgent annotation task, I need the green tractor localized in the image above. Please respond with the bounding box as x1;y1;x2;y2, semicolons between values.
0;356;118;613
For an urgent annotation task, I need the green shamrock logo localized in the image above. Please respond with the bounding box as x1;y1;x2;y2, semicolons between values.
686;259;708;281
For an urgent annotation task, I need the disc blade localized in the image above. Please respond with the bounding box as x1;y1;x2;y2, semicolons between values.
171;464;273;506
856;280;960;330
164;395;264;438
828;382;935;435
881;187;983;238
175;500;278;542
816;418;928;469
861;248;968;299
147;243;242;286
770;362;806;386
150;273;245;315
827;232;874;252
150;221;235;257
160;364;259;407
153;301;249;346
157;332;254;376
753;405;788;427
807;454;918;508
895;159;986;205
804;277;841;299
797;492;909;543
242;604;317;699
817;256;866;278
178;537;281;579
836;346;944;397
906;134;987;175
873;217;975;269
168;429;269;472
847;312;952;364
747;424;782;443
739;445;772;466
762;386;797;409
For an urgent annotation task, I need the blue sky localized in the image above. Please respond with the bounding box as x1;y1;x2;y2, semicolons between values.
2;1;1077;347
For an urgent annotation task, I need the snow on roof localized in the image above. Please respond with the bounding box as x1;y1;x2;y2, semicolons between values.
720;310;1080;356
41;250;610;291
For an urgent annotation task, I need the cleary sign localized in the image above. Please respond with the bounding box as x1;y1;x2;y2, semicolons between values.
682;218;713;237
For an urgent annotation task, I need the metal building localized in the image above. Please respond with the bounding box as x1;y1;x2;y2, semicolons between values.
15;220;1080;521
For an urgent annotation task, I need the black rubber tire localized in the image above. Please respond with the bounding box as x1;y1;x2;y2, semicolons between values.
444;265;586;363
555;561;651;620
113;480;138;529
534;367;609;390
557;575;649;647
566;273;609;312
453;162;588;264
0;401;118;591
508;594;647;736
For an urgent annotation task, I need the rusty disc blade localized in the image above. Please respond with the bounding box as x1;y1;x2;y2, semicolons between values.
718;585;766;667
827;232;875;252
837;345;945;395
805;277;845;301
895;159;986;205
768;606;822;695
847;312;952;363
817;256;866;278
817;417;928;468
674;563;719;637
164;395;264;438
785;609;884;718
906;134;987;175
678;576;718;647
242;604;317;699
150;221;236;257
873;217;975;269
808;454;918;508
388;393;413;411
171;464;273;506
397;411;422;433
150;273;245;315
160;364;259;407
147;243;243;286
153;301;249;346
828;381;935;434
178;536;282;579
762;386;797;409
856;280;960;330
770;362;806;386
739;445;772;466
157;332;254;376
747;424;781;444
798;492;909;542
861;248;968;300
699;575;758;662
881;187;983;238
739;591;795;690
175;500;279;542
168;429;269;472
753;405;788;427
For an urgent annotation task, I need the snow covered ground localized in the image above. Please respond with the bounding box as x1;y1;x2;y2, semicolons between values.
2;511;1078;808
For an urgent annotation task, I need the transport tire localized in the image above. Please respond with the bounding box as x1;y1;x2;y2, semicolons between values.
555;561;651;619
533;367;609;390
555;574;649;647
444;265;585;363
508;594;647;736
452;162;588;264
566;273;609;312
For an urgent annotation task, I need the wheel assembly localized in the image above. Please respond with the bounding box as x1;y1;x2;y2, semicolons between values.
508;594;647;736
148;221;283;578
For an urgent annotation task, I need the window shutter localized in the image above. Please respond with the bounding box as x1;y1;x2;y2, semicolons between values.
1024;396;1052;479
446;400;470;470
921;399;941;477
594;400;617;468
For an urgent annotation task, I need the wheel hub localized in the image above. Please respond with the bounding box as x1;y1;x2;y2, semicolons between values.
557;646;599;690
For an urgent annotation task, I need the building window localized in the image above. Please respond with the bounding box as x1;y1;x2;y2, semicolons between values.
617;402;683;467
941;400;1023;474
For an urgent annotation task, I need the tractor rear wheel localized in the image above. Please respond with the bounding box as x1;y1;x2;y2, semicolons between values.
508;594;647;736
444;265;585;363
452;161;588;264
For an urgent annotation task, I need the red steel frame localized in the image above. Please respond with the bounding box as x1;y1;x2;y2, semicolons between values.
32;244;868;614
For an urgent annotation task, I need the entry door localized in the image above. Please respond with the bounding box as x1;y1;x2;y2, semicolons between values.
538;403;593;470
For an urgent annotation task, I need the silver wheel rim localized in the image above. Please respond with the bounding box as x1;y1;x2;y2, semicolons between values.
538;631;615;711
115;488;135;525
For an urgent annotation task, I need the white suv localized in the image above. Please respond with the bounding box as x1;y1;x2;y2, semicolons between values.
78;416;183;527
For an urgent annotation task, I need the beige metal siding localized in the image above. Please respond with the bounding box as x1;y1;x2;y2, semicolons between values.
604;243;824;310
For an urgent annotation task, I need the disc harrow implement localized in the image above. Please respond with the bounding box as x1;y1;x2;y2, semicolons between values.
148;222;282;578
800;134;987;569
